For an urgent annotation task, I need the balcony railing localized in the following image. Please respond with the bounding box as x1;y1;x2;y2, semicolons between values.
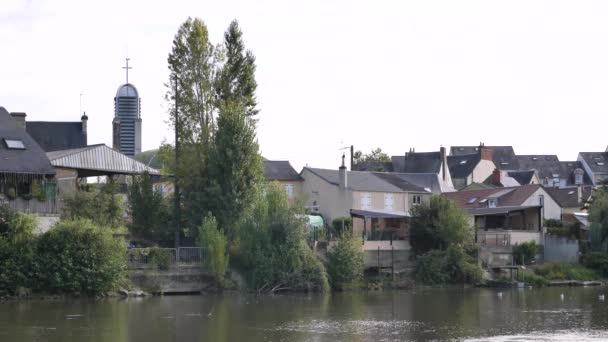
477;229;542;247
2;198;61;215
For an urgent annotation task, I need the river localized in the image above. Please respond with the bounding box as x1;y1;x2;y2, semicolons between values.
2;287;608;341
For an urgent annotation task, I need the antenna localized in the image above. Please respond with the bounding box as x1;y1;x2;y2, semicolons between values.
122;58;132;84
79;93;84;114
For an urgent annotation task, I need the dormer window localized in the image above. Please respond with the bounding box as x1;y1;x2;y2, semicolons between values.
3;139;25;149
488;199;497;208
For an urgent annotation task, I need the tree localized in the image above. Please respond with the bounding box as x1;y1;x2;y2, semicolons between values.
208;101;263;237
198;213;229;285
353;148;391;164
128;172;172;243
61;180;124;228
215;20;258;117
409;195;473;255
589;189;608;251
327;232;364;289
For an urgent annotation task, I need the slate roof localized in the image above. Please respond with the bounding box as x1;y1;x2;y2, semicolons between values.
543;186;593;209
450;146;518;170
47;144;160;175
0;107;55;175
26;121;86;152
303;168;406;193
447;154;480;178
264;160;302;181
506;170;536;185
579;152;608;173
371;172;433;193
392;152;442;173
443;184;542;210
515;155;561;180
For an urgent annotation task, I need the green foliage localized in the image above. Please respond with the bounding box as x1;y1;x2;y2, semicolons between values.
327;233;364;289
128;172;172;243
208;101;263;238
544;219;563;228
410;195;473;255
589;189;608;251
331;217;352;236
533;262;597;281
35;219;127;295
198;213;229;283
582;252;608;277
513;241;537;265
31;180;47;202
61;179;124;228
545;219;582;240
353;148;391;164
148;247;172;271
0;212;37;295
215;20;258;117
415;245;483;285
238;183;329;292
516;270;548;286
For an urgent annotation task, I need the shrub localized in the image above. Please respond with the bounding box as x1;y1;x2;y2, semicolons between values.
513;241;537;265
327;232;364;289
148;247;172;271
31;180;47;202
332;217;352;237
533;262;598;281
198;213;229;284
0;212;38;295
415;245;482;285
35;219;127;295
128;172;172;243
61;180;123;228
582;252;608;277
516;270;548;286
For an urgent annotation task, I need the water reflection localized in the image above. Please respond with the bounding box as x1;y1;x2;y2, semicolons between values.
1;287;608;341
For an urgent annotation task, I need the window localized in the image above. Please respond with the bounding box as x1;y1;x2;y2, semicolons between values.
384;193;394;211
459;160;467;165
361;193;371;210
539;194;544;207
467;197;478;204
412;195;422;206
284;184;294;199
597;162;605;166
488;199;497;208
3;139;24;149
553;174;560;184
479;198;488;204
575;173;583;185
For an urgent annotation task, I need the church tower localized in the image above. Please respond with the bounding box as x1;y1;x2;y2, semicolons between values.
113;58;142;156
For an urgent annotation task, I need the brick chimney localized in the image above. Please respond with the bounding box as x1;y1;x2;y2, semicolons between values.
339;153;347;189
491;168;501;186
81;112;88;145
440;146;447;181
10;112;26;129
480;146;492;161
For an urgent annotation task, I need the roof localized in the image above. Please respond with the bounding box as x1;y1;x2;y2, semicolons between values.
451;146;518;170
372;172;437;193
392;152;442;173
47;144;160;176
579;152;608;174
353;161;393;172
264;160;302;181
0;107;55;175
26;121;86;152
443;184;542;209
303;168;406;193
506;170;536;185
350;208;410;218
468;205;541;216
447;153;480;178
542;186;592;209
116;83;138;97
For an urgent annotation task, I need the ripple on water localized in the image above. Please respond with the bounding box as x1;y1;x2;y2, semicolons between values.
274;319;423;335
463;330;608;342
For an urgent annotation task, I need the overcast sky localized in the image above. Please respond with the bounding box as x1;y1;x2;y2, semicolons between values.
2;0;608;171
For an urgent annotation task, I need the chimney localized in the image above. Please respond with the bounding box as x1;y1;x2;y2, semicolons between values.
339;153;347;189
480;146;492;161
491;168;501;186
578;185;583;204
81;112;88;135
10;112;26;129
440;146;447;181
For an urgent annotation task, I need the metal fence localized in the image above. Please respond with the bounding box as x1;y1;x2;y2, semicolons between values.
127;247;205;269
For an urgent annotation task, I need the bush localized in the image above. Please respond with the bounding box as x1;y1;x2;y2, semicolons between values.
61;180;123;228
533;262;597;281
148;247;172;271
198;213;229;284
332;217;352;237
0;212;38;295
513;241;537;265
415;245;482;285
582;252;608;277
327;232;364;289
35;219;127;295
128;172;172;243
516;270;548;287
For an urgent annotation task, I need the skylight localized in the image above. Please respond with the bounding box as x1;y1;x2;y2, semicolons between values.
458;147;464;151
598;162;605;166
479;199;488;204
501;162;509;165
568;191;575;195
467;197;477;204
594;156;603;160
460;160;467;165
532;157;538;161
3;139;24;150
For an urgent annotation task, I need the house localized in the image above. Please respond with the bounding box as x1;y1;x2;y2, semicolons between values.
543;186;592;217
450;145;519;170
484;168;540;187
24;113;88;152
443;184;561;267
263;159;303;204
515;155;591;188
447;146;496;190
578;151;608;186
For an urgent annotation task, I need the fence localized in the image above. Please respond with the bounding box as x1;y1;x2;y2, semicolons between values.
127;247;206;269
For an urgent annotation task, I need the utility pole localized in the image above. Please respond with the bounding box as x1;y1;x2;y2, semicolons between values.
173;74;181;251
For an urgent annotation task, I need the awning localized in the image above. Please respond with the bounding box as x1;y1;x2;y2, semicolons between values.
350;209;410;219
468;205;541;216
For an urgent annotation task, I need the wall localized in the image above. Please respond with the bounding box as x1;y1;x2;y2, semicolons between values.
36;215;60;235
273;180;304;205
544;235;580;263
471;159;496;184
520;187;561;221
352;191;406;212
128;267;215;293
301;169;346;221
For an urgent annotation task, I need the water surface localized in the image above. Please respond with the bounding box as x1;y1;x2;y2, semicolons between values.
2;287;608;341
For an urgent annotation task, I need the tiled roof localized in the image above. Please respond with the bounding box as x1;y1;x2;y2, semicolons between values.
0;107;55;175
26;121;86;152
264;160;302;181
443;184;542;209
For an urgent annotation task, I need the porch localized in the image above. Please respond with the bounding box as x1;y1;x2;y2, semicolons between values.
471;205;542;247
350;208;410;243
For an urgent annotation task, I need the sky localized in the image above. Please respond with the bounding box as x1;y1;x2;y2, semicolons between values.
2;0;608;171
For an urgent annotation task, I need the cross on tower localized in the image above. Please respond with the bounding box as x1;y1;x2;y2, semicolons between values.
122;58;132;84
